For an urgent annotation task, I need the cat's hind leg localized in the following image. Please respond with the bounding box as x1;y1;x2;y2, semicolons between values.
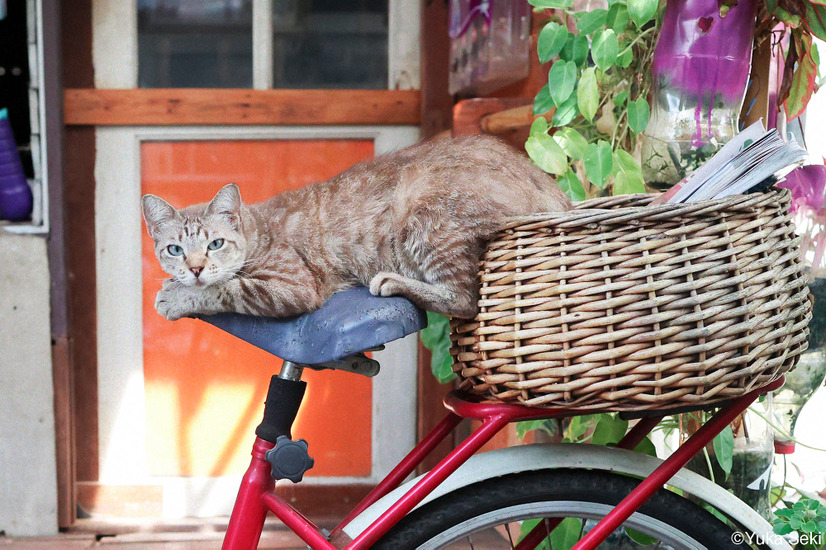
369;229;483;318
369;272;478;318
372;207;488;318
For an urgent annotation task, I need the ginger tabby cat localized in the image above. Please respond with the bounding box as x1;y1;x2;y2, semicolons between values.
142;135;571;320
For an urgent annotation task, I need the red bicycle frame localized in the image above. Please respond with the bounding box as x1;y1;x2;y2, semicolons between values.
222;376;784;550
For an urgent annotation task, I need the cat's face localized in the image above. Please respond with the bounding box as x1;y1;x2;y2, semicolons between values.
142;184;248;287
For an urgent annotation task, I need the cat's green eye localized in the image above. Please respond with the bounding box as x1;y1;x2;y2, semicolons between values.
167;244;184;256
208;238;225;251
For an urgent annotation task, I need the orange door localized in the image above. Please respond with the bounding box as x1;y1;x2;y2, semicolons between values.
141;139;375;477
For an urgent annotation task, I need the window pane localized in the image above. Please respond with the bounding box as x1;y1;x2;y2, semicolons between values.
273;0;388;89
138;0;253;88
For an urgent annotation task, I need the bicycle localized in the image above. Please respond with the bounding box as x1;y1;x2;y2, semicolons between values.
198;286;790;549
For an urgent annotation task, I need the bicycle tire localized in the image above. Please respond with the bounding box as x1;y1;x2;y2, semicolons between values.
373;469;745;549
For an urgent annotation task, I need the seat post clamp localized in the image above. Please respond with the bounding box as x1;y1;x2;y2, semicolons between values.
266;435;315;483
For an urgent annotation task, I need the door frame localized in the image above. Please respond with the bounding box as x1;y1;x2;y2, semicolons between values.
93;124;421;516
65;0;425;519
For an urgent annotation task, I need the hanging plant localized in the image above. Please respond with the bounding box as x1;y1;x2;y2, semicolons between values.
526;0;661;200
526;0;826;200
756;0;825;120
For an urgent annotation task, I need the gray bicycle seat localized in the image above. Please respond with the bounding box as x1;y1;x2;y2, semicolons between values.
199;286;427;365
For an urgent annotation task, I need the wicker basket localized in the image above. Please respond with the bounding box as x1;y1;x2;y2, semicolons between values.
450;188;812;411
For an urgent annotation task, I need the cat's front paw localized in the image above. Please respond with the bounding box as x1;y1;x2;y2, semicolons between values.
155;281;195;321
369;272;404;298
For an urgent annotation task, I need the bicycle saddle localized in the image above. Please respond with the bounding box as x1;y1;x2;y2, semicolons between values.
199;286;427;365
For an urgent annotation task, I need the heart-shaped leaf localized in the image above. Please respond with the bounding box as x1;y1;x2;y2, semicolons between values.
626;529;658;546
607;3;630;32
558;168;587;202
551;93;579;127
538;22;569;63
592;29;618;71
591;414;628;445
577;67;599;122
713;425;734;479
617;44;633;68
627;0;658;28
612;150;645;195
806;3;826;40
584;140;613;188
774;523;794;536
784;34;819;120
560;33;589;67
533;83;555;115
530;116;549;136
553;127;588;160
627;97;650;133
576;9;608;35
548;60;578;107
420;312;456;383
526;132;568;176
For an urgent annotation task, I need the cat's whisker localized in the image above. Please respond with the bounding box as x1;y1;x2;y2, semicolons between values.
239;258;261;268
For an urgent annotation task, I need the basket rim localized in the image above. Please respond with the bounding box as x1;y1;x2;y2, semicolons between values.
497;187;790;231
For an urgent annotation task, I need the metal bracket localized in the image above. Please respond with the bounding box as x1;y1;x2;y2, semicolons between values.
303;351;381;378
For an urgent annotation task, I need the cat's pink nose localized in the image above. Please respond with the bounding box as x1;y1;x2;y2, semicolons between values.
190;266;204;278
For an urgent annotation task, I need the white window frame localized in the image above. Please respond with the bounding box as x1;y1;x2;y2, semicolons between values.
95;0;420;90
95;124;421;516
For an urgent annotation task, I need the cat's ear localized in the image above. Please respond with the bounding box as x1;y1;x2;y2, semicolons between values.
206;184;242;229
141;194;181;239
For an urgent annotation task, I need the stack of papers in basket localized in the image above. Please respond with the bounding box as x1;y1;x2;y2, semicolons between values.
653;120;807;205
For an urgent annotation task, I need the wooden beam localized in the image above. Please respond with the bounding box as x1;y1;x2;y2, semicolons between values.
452;98;532;137
64;89;422;126
52;337;76;528
419;0;453;139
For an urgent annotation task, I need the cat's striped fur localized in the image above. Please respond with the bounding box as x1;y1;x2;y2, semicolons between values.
142;135;572;321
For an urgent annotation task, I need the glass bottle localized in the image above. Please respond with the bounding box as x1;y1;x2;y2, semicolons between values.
725;400;775;521
641;0;757;189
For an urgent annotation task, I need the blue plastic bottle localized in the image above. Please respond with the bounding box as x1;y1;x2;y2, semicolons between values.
0;108;33;221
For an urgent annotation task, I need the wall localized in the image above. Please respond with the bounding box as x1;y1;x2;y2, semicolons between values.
0;232;57;535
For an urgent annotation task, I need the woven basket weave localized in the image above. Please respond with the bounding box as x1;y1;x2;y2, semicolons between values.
450;188;812;411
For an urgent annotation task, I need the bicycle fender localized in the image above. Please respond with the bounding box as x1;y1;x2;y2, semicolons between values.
342;443;790;549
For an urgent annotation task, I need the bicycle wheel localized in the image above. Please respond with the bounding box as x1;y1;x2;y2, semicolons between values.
373;469;744;549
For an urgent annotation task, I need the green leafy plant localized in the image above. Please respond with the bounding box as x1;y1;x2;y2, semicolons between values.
526;0;826;200
420;311;455;383
773;497;826;549
755;0;826;120
527;0;660;200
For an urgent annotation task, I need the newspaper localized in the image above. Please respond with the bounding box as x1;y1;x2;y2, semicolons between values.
651;121;807;205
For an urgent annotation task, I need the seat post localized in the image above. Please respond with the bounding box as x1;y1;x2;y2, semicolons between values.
278;360;304;381
255;362;307;443
224;362;310;549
